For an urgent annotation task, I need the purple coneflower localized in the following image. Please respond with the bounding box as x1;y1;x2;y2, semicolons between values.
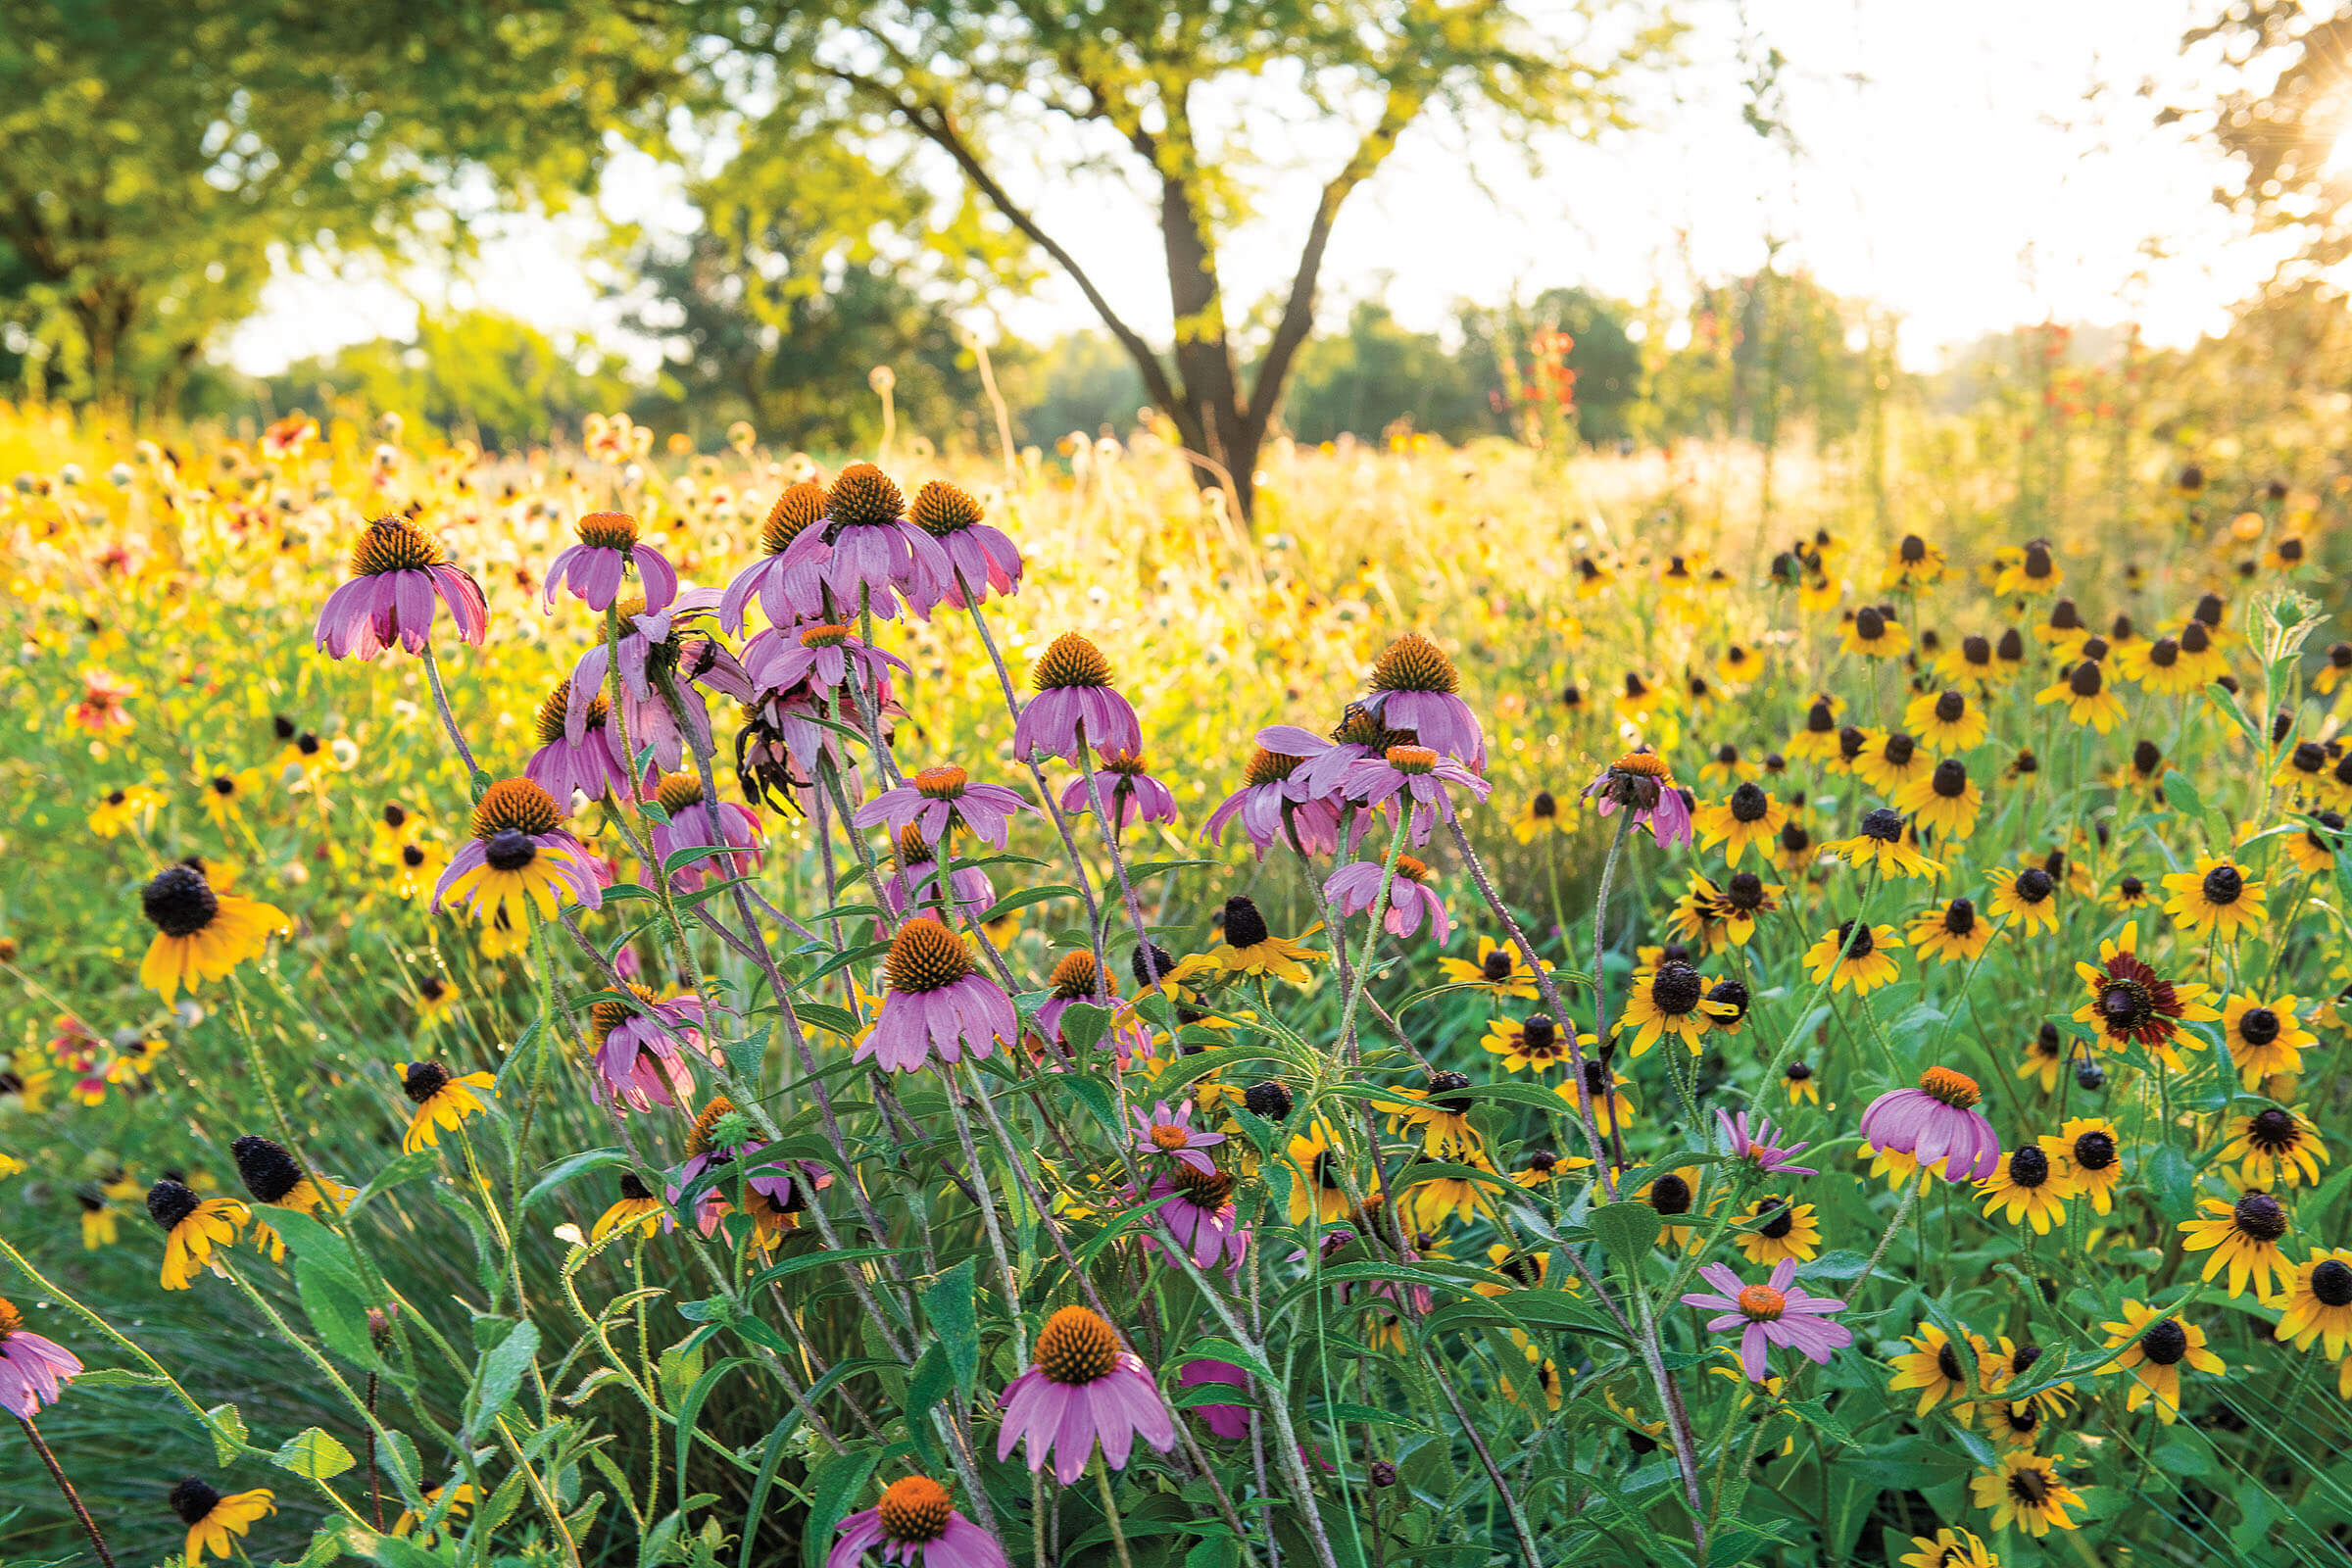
0;1298;80;1417
1582;751;1693;848
1360;634;1485;766
878;827;997;926
721;480;829;633
908;479;1023;612
567;589;752;773
1146;1167;1249;1274
648;771;762;892
1132;1100;1224;1174
776;464;951;622
1030;953;1150;1064
1681;1257;1851;1382
1716;1108;1817;1177
996;1305;1176;1483
1060;749;1179;831
526;681;633;806
827;1474;1008;1568
1324;854;1450;942
858;918;1018;1073
314;515;489;661
432;779;605;923
545;511;679;614
588;986;707;1112
1859;1066;2002;1182
742;620;907;709
1013;633;1142;765
1174;1358;1251;1440
667;1098;831;1237
1204;739;1338;858
856;765;1033;851
1343;745;1491;847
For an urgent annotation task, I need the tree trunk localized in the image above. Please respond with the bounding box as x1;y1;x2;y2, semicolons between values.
1155;150;1257;521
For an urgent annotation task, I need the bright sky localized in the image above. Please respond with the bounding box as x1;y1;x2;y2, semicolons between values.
225;0;2292;380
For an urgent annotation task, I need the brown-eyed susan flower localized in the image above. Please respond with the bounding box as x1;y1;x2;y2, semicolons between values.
1990;539;2062;596
1981;1338;2075;1424
2274;739;2331;800
196;767;265;831
1692;781;1788;866
2289;810;2346;874
1976;1144;2075;1233
1510;789;1564;842
2032;597;2090;654
1572;555;1615;597
1635;1167;1703;1247
1910;897;1996;964
1208;896;1323;983
2073;921;2219;1064
1405;1150;1497;1229
88;783;165;839
1618;959;1734;1055
1732;1195;1820;1265
1852;730;1929;795
1702;873;1775;947
1904;688;1988;751
1898;1526;1996;1568
1285;1124;1353;1224
2104;872;2154;910
1438;936;1551;1001
2223;1103;2329;1189
1704;977;1753;1037
147;1179;249;1292
170;1477;277;1563
1882;532;1947;588
1839;605;1910;659
433;778;605;927
1895;759;1984;841
230;1137;356;1262
1771;819;1817;876
2316;640;2352;694
2180;1192;2294;1302
592;1172;668;1242
1823;807;1942;879
1804;921;1903;996
1384;1072;1481;1156
1782;1060;1820;1105
1969;1450;2081;1537
2221;994;2315;1087
396;1060;497;1152
2036;1116;2122;1213
1984;865;2060;934
1697;742;1754;788
1787;697;1843;763
136;862;289;1004
2035;658;2125;732
1935;633;1999;690
1798;569;1843;612
2279;1250;2352;1358
1977;1396;2050;1450
1664;873;1731;955
2161;856;2266;942
1556;1057;1635;1136
1478;1242;1549;1298
1482;1013;1587;1073
2100;1301;2223;1424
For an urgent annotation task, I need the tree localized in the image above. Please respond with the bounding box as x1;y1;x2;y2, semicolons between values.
2173;4;2352;284
0;1;666;408
1281;299;1486;444
683;0;1677;519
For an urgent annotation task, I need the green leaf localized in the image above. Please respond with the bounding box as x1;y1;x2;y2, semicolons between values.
205;1402;247;1464
353;1149;440;1208
262;1206;369;1298
1054;1071;1127;1139
802;1448;881;1568
977;883;1082;924
273;1427;358;1481
468;1319;540;1433
522;1147;629;1213
922;1259;981;1395
297;1255;388;1373
69;1366;169;1388
1054;1002;1114;1054
2148;1145;2195;1214
1590;1200;1664;1261
906;1340;955;1419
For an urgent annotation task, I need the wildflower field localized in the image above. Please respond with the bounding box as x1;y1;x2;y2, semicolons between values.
7;396;2352;1568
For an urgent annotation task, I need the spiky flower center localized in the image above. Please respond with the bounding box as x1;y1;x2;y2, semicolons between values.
1048;952;1101;1000
1243;747;1301;787
909;480;982;536
1148;1123;1193;1152
827;463;905;526
2139;1318;2188;1366
1033;633;1112;690
875;1476;956;1544
2201;863;2245;905
655;772;704;814
1834;920;1877;961
2007;1145;2053;1189
1919;1066;1980;1109
0;1298;21;1338
761;481;828;553
1725;872;1766;911
231;1135;305;1204
402;1061;452;1104
884;918;974;994
2181;622;2212;655
2015;868;2054;904
1650;1173;1692;1215
1033;1304;1120;1385
915;765;968;800
2072;1130;2117;1171
1394;854;1433;883
472;778;562;840
800;623;852;648
575;511;640;550
1530;789;1557;818
1962;635;1991;664
1860;808;1905;843
1853;607;1887;641
2233;1192;2288;1243
1736;1284;1787;1321
1756;1198;1795;1238
170;1477;222;1525
1386;745;1439;776
146;1179;201;1230
142;864;220;938
2312;1260;2352;1307
1730;782;1769;821
1369;633;1458;695
686;1097;738;1158
591;984;660;1044
350;516;446;575
1223;896;1271;949
1650;961;1703;1016
536;681;610;744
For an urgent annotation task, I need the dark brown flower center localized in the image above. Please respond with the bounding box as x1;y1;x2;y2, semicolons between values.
2072;1131;2116;1171
231;1135;305;1204
1651;961;1703;1015
2238;1006;2280;1047
2008;1145;2052;1189
1932;760;1968;799
1860;808;1905;843
141;864;219;938
1729;782;1769;822
2313;1260;2352;1307
2015;868;2053;904
2201;864;2244;905
146;1179;201;1230
1943;898;1977;935
2139;1318;2188;1366
2233;1192;2287;1243
1649;1173;1692;1216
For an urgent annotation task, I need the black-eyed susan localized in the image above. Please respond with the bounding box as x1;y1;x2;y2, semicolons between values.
1977;1396;2048;1450
1634;1166;1703;1247
389;839;443;901
1704;977;1753;1038
1732;1195;1820;1265
391;1482;479;1543
1976;1145;2074;1233
396;1060;497;1152
1716;644;1764;686
1904;688;1988;752
1405;1150;1497;1230
1692;781;1788;867
433;777;604;927
1896;759;1984;841
2032;597;2090;654
1556;1057;1635;1136
1910;896;1996;964
1207;896;1323;984
2289;808;2345;875
1384;1071;1480;1157
230;1136;356;1263
88;783;165;839
1437;935;1550;1001
2180;1191;2294;1302
1781;1060;1820;1106
1984;865;2060;934
1511;789;1564;842
136;861;289;1004
1898;1526;1996;1568
1983;1337;2075;1421
1664;873;1731;956
2275;739;2331;800
1840;605;1909;659
2100;1301;2222;1424
147;1178;249;1292
1285;1123;1354;1224
416;974;460;1025
1770;819;1817;877
1888;1321;1988;1416
1852;730;1930;795
2035;658;2125;732
1697;742;1755;789
170;1477;276;1562
2161;856;2267;942
2279;1250;2352;1357
1803;920;1903;996
1883;532;1947;588
1713;872;1783;945
2223;1103;2330;1189
2316;640;2352;694
197;766;265;831
2104;872;2154;910
1477;1242;1550;1297
1969;1449;2081;1537
1858;1141;1925;1190
592;1172;668;1242
1936;633;1999;690
2222;994;2315;1087
1481;1012;1586;1073
1617;959;1733;1056
1990;539;2062;596
1786;696;1843;762
1798;568;1843;612
1614;671;1664;730
2038;1116;2123;1213
1824;807;1942;880
2073;921;2219;1065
